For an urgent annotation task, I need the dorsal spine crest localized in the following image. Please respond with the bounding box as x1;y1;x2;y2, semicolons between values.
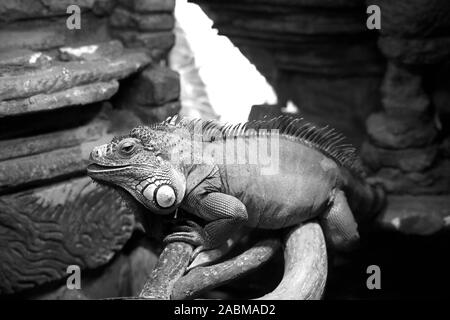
148;115;365;176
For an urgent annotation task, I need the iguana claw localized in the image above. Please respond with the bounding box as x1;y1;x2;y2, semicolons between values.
191;245;205;261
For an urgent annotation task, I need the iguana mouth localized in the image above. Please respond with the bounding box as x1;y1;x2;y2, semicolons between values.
87;163;131;173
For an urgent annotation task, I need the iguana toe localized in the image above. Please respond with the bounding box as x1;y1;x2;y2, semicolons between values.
163;231;204;246
172;220;203;233
191;245;206;262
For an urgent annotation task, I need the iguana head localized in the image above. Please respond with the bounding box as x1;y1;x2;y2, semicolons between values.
87;125;187;215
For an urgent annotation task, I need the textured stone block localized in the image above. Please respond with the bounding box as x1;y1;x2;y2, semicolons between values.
59;40;124;61
0;50;150;101
132;101;181;124
0;177;135;294
0;29;65;51
362;142;438;172
0;12;111;52
381;63;430;115
194;0;362;10
0;133;113;193
442;137;450;159
118;0;176;13
210;10;366;36
274;42;383;76
133;65;180;105
379;36;450;65
0;102;105;140
370;161;450;195
189;0;383;151
0;81;119;117
128;243;158;295
276;73;381;146
366;112;437;149
110;7;174;31
248;104;283;121
0;119;109;161
0;0;115;22
371;0;450;38
113;31;175;59
0;49;52;69
378;195;450;235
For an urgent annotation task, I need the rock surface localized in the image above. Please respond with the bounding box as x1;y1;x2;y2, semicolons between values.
381;63;430;116
362;142;438;172
0;0;115;22
190;0;383;146
0;13;110;52
0;0;178;299
0;134;113;193
132;101;182;124
128;243;159;295
118;0;176;13
130;65;180;106
369;161;450;195
0;81;119;117
112;30;175;60
110;8;175;31
0;177;135;295
379;195;450;235
0;119;109;161
366;112;437;149
379;36;450;65
0;49;52;69
58;40;124;61
0;50;150;101
372;0;450;38
112;64;181;124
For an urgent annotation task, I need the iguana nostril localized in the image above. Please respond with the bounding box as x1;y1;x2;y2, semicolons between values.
90;148;99;160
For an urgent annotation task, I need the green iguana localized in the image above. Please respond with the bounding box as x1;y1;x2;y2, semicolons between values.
87;115;385;256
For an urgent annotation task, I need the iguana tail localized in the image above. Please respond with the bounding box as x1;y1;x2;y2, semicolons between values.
343;171;386;225
321;173;386;252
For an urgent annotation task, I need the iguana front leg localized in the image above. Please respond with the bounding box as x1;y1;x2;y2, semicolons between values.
164;192;248;252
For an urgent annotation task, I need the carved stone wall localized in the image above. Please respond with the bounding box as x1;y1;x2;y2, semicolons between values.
190;0;384;143
189;0;450;235
0;0;178;297
362;0;450;235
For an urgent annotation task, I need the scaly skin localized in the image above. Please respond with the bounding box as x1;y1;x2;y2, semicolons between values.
87;116;385;255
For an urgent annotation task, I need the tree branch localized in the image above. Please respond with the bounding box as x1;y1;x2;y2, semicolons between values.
257;221;327;300
171;239;281;300
138;242;193;299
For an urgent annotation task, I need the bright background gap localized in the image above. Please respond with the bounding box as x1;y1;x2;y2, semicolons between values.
173;0;278;123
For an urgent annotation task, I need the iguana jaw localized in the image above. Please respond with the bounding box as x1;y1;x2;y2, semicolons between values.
87;163;131;173
87;163;184;215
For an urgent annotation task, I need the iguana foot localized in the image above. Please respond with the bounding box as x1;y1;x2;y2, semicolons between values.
164;220;206;249
191;245;205;261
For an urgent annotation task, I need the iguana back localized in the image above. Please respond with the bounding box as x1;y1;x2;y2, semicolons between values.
88;115;385;253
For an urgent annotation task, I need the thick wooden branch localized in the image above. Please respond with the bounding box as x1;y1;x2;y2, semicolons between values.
132;221;327;300
171;239;281;300
138;242;193;299
257;221;327;300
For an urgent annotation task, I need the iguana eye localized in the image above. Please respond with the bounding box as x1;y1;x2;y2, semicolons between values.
119;140;135;155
